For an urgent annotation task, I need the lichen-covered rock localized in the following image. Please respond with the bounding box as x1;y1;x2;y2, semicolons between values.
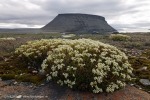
139;79;150;86
138;67;147;71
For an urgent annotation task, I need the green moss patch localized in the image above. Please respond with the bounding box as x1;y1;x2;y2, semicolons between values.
128;49;150;92
0;54;46;85
16;74;46;85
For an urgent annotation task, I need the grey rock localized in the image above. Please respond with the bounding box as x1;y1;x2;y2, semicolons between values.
0;77;2;81
130;84;134;86
130;73;136;78
132;78;137;80
141;67;147;71
14;81;17;85
134;84;142;89
138;67;147;71
42;13;116;33
38;70;46;75
20;73;23;76
140;57;148;59
10;66;13;68
32;70;38;74
29;85;33;88
39;83;45;87
4;58;8;62
28;66;31;69
139;79;150;86
16;95;22;99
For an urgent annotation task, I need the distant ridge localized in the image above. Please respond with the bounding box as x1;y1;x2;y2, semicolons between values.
42;13;116;33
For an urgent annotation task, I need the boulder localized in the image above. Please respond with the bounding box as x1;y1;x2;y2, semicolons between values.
139;79;150;86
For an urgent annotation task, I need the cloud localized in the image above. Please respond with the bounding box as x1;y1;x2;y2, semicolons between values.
0;0;150;32
0;0;51;25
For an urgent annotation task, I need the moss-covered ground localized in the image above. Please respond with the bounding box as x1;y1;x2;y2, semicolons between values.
0;54;46;85
128;49;150;92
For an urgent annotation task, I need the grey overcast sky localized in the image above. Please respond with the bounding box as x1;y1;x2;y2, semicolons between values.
0;0;150;32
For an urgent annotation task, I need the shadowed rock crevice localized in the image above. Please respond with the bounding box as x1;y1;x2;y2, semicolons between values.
42;13;116;33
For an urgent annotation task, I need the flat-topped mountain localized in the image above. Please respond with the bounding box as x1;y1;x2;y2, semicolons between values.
41;13;116;33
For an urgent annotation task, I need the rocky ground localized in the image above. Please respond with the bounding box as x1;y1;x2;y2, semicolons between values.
124;49;150;93
0;80;150;100
0;33;150;99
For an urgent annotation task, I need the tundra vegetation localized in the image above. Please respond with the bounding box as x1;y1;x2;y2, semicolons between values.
15;39;132;93
0;32;150;93
109;34;131;41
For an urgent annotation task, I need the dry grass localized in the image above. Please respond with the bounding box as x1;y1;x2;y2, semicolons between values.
0;37;35;55
71;33;150;51
0;33;63;55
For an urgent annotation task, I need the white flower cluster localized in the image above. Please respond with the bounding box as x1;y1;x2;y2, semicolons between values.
15;38;133;93
0;37;16;41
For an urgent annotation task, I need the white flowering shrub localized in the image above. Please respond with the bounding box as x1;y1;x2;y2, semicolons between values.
110;34;131;41
0;37;16;41
15;39;133;93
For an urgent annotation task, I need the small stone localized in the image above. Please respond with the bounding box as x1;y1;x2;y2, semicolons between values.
139;57;147;59
139;87;142;90
134;84;141;89
139;79;150;86
130;73;136;78
38;70;46;75
4;58;8;62
132;78;137;80
14;82;17;85
130;84;134;86
142;67;147;71
32;70;38;74
0;77;2;81
33;87;37;90
29;85;33;88
41;83;45;86
20;73;23;76
16;95;22;99
138;67;147;71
